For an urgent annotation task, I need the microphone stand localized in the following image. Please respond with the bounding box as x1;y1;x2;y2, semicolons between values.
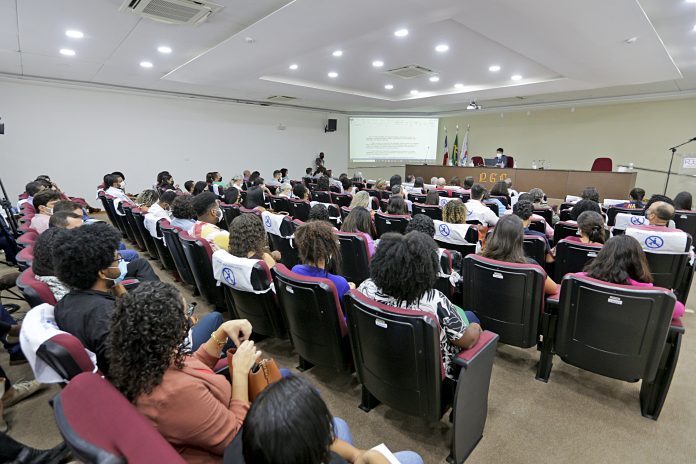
664;137;696;195
0;177;18;237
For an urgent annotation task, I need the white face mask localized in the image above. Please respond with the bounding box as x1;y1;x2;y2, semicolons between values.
215;208;223;221
496;153;502;158
119;180;126;189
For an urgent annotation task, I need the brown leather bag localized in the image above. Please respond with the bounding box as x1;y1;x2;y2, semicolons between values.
226;348;282;402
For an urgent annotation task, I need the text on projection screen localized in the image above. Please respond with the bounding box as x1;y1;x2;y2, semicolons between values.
349;118;439;162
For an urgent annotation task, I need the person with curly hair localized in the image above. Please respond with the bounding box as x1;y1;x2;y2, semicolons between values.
170;195;197;230
405;214;435;237
308;204;331;224
228;214;281;268
513;200;553;263
442;199;467;224
292;221;355;302
135;189;159;213
109;281;259;461
340;207;375;256
358;232;482;379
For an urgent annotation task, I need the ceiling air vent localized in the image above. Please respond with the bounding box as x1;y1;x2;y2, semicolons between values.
386;65;434;79
267;95;298;102
120;0;223;25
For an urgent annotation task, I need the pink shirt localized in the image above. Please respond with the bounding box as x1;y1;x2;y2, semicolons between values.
30;214;50;234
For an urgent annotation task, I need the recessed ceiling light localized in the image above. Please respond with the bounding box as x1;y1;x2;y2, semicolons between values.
65;30;83;39
59;48;75;56
394;29;409;37
511;74;522;81
410;90;419;95
332;50;343;57
289;64;299;70
384;84;394;90
372;60;384;67
157;46;172;54
454;83;464;89
429;76;440;82
435;44;449;53
328;71;338;78
140;61;153;68
489;65;501;72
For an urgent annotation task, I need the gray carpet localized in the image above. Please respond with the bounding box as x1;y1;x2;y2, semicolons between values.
2;250;694;463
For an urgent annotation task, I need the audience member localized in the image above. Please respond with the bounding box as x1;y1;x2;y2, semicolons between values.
277;183;293;198
156;171;178;194
32;228;70;300
49;211;82;229
105;173;130;203
413;176;425;192
245;178;268;209
386;196;408;215
481;215;558;294
170;195;197;230
645;201;674;227
644;194;674;211
674;191;692;211
574;211;606;244
405;214;435;237
463;176;475;190
17;181;45;209
389;174;402;188
184;180;195;194
358;232;482;378
490;181;511;207
581;187;600;203
442;199;467;224
435;177;447;189
570;199;602;221
190;192;229;251
279;168;289;183
292;221;354;302
341;177;356;195
293;184;310;201
267;170;282;187
109;282;258;461
513;200;552;262
228;214;280;268
340;207;375;256
192;181;208;196
424;190;440;206
134;189;159;213
374;179;387;191
626;187;646;208
29;190;61;233
465;184;499;226
144;190;176;234
582;235;684;319
504;177;518;199
308;204;331;223
449;176;461;187
429;176;438;185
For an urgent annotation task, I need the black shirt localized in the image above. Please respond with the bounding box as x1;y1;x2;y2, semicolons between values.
54;289;115;375
245;187;265;209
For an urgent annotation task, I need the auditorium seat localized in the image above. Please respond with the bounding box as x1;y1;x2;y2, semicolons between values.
408;193;427;203
337;231;371;286
340;206;352;221
673;210;696;238
311;191;332;203
214;251;286;338
52;372;186;464
220;203;241;229
131;209;160;261
523;235;547;266
178;231;226;311
433;220;479;257
331;192;353;208
528;219;546;234
17;268;57;307
374;211;411;237
462;255;546;348
290;199;311;221
15;245;33;271
435;248;462;299
160;220;199;294
38;333;97;383
553;239;602;282
607;206;644;227
17;229;38;248
263;213;300;269
272;264;351;371
269;195;292;215
591;157;613;172
451;192;470;202
533;208;553;225
553;221;579;244
471;156;484;167
345;290;499;462
153;219;177;274
537;274;682;420
121;205;146;252
506;156;515;168
412;203;442;221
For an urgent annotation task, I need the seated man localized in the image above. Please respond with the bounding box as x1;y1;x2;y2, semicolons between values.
645;201;674;228
266;170;282;187
144;190;176;237
277;183;293;198
49;211;83;230
391;185;412;213
104;173;130;205
17;181;45;209
293;183;310;201
627;201;691;254
513;200;553;263
29;190;61;233
465;184;499;227
189;192;230;252
617;187;646;209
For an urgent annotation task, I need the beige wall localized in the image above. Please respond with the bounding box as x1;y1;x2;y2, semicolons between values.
438;97;696;199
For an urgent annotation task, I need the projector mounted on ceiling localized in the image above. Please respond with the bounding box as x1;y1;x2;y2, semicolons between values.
119;0;223;25
467;101;482;110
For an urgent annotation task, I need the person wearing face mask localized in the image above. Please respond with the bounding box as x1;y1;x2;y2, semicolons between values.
144;190;177;237
494;148;508;168
189;192;230;252
105;173;131;204
29;189;61;233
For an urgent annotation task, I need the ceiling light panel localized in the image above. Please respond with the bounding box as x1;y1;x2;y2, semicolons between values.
65;30;83;38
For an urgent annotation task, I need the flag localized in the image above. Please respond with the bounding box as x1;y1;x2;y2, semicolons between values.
459;126;469;166
452;133;459;167
442;134;449;166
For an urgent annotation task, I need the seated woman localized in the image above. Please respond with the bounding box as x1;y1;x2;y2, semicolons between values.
481;215;558;294
109;282;259;462
529;187;559;224
135;189;159;213
192;181;208;196
349;190;372;210
341;177;357;195
580;235;684;319
424;190;440;206
316;175;331;192
674;191;692;211
358;232;481;380
412;176;425;194
292;220;355;301
308;204;333;224
170;195;197;230
512;200;553;263
564;211;606;245
490;181;511;209
386;196;408;215
443;199;467;224
228;214;280;268
570;199;602;221
340;207;375;256
237;376;423;464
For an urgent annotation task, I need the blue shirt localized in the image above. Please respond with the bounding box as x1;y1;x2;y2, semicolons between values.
291;265;351;303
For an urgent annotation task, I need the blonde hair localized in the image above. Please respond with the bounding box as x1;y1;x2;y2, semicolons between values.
349;190;371;209
443;200;467;224
374;179;387;190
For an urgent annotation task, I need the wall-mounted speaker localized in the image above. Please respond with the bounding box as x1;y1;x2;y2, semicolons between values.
325;118;337;132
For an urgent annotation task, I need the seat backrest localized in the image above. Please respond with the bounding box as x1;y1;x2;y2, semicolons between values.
290;199;311;221
408;193;427;203
220;203;241;228
522;235;547;266
121;205;146;251
608;207;645;227
178;231;226;309
433;221;477;245
553;239;602;282
153;220;176;271
555;275;675;381
311;191;332;203
159;220;197;287
472;156;484;167
213;251;285;338
626;225;691;253
412;203;442;221
132;210;160;261
337;232;371;285
462;255;545;348
16;245;34;270
434;248;461;298
331;193;353;208
672;210;696;238
533;208;553;225
553;221;579;244
345;290;444;421
506;156;514;168
528;220;545;234
17;268;58;306
53;372;186;464
272;264;349;369
644;252;689;291
38;333;96;382
591;157;613;171
340;206;352;221
450;192;470;203
269;196;292;214
491;196;509;208
374;212;411;237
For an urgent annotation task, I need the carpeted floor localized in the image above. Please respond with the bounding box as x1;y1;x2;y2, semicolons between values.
2;244;694;463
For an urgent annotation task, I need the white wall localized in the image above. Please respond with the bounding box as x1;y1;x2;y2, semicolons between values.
0;79;347;203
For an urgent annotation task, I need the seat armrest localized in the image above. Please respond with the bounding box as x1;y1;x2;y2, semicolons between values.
544;293;560;311
454;331;499;369
670;319;686;334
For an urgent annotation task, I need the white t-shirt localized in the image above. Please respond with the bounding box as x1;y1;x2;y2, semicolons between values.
465;200;499;227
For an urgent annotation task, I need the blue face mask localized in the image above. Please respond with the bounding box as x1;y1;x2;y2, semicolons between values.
106;259;128;285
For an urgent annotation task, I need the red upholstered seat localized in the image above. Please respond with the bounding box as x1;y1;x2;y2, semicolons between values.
52;372;186;464
17;268;57;306
591;157;613;171
471;156;484;167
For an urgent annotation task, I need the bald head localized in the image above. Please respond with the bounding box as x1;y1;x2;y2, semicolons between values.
647;201;674;226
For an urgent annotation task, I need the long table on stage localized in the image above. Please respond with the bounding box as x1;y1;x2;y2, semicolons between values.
405;165;638;200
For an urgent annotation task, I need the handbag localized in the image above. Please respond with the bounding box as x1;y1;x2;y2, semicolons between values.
226;348;282;402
